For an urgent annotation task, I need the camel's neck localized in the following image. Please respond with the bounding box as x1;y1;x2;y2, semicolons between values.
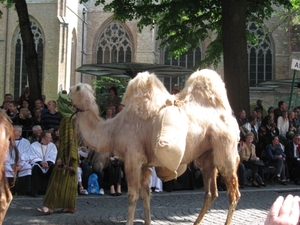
75;110;113;152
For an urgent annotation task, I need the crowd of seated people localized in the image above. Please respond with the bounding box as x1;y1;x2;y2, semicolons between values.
238;100;300;188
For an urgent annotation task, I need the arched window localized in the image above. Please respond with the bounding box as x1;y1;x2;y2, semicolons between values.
247;22;273;87
163;47;201;92
96;22;132;63
14;20;44;98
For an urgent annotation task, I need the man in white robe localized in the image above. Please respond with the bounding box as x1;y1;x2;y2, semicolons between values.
29;130;57;197
5;125;32;195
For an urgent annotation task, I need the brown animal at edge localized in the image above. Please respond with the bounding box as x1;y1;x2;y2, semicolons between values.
69;69;241;225
0;110;18;223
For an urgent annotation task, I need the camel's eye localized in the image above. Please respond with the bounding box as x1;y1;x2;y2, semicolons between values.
76;86;80;91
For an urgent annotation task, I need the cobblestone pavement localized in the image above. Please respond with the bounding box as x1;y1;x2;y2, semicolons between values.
4;184;300;225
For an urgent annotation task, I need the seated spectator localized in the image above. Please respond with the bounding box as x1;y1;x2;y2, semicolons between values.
277;110;289;143
149;167;163;192
264;116;279;145
15;108;33;138
77;166;88;195
239;132;265;188
52;126;59;144
21;100;32;117
240;115;258;144
7;100;19;123
5;125;31;195
41;100;61;132
108;154;122;196
285;133;300;185
288;111;298;134
266;135;287;185
1;100;10;112
34;99;48;115
32;107;42;126
29;130;57;197
79;147;105;195
28;125;42;143
262;106;274;126
103;107;114;120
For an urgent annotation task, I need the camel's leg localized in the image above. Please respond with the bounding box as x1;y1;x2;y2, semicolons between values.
124;158;142;225
194;151;219;225
222;157;241;225
140;166;152;225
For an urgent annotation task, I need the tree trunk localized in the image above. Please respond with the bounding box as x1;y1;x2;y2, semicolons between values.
15;0;41;110
221;0;250;116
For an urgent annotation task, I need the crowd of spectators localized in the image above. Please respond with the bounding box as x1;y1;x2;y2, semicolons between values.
237;99;300;188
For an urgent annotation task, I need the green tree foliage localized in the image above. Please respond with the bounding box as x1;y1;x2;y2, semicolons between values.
80;0;293;115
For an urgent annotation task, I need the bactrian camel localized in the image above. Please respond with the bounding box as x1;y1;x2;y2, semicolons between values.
69;69;241;225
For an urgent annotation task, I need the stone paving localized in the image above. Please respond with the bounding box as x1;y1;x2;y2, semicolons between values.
3;184;300;225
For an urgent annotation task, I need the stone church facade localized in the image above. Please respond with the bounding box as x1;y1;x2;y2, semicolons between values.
0;0;300;112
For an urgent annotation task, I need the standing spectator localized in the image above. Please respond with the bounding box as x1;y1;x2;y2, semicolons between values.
41;94;47;109
294;107;300;127
108;154;122;196
41;100;61;132
1;100;10;112
171;84;180;95
266;135;287;185
255;110;263;130
28;125;42;143
3;93;13;101
105;87;121;110
103;107;114;120
21;100;32;116
237;109;247;127
117;104;124;114
5;125;32;195
29;130;57;197
285;133;300;185
18;86;30;106
274;101;287;125
15;108;33;138
254;99;264;116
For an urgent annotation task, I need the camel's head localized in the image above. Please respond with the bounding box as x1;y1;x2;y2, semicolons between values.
122;72;172;120
69;83;97;111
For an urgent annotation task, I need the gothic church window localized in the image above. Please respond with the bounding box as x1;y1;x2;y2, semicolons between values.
163;47;201;92
14;19;44;98
247;22;273;87
97;22;132;64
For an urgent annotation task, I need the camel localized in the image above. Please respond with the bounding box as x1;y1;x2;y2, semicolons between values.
0;110;18;223
69;69;241;225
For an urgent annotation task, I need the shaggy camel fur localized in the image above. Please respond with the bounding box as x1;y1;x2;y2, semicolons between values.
69;69;240;225
0;110;18;223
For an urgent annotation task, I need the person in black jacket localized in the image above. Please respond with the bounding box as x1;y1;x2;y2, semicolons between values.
285;133;300;185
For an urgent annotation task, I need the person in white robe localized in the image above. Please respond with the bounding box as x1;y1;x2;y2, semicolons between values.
5;125;31;195
29;130;57;197
149;167;163;192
